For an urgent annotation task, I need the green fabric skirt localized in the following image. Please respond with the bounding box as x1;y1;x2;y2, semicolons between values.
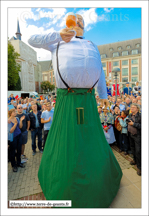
38;88;123;208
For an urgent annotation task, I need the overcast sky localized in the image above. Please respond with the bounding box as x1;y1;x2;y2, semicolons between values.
8;7;141;61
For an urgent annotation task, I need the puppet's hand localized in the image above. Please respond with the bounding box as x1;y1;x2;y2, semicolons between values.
60;28;75;43
100;99;109;108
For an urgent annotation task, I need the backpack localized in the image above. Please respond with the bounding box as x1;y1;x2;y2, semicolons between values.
114;117;122;132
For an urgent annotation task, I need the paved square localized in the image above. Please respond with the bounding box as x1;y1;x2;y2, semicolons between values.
8;131;141;208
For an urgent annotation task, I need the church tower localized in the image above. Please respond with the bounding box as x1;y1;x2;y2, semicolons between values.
15;18;22;40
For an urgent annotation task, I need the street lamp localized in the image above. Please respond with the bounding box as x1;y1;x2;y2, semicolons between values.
112;67;121;101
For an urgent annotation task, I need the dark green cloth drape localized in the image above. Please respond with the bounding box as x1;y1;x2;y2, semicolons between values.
38;88;122;208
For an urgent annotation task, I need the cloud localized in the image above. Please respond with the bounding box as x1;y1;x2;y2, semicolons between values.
38;8;67;28
77;8;98;27
104;8;114;13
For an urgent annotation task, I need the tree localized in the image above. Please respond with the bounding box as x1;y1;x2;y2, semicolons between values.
8;41;21;90
13;75;22;90
41;81;55;93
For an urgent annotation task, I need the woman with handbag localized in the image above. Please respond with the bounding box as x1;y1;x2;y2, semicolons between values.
100;107;116;145
115;110;129;155
8;108;25;172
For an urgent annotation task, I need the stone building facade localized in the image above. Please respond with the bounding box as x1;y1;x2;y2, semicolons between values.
9;19;37;92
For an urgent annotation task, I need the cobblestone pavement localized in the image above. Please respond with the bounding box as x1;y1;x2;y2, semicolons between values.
8;131;141;208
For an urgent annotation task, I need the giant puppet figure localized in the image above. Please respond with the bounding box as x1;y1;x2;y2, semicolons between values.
28;13;122;208
133;81;141;95
123;82;132;95
106;82;112;96
112;79;120;97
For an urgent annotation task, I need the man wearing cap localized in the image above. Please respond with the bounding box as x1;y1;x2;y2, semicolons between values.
28;13;122;208
123;82;132;95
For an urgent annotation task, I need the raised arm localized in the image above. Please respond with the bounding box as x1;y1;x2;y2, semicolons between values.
97;66;107;100
28;32;63;52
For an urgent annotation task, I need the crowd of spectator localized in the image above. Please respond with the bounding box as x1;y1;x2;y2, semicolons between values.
8;94;55;172
8;88;141;176
97;90;141;176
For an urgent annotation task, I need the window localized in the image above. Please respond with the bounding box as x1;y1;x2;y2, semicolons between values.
126;45;130;49
113;61;119;66
103;70;106;76
131;59;138;64
136;43;140;48
132;67;138;75
118;47;122;51
102;62;106;67
53;77;55;82
109;48;113;51
50;77;51;82
132;84;135;89
122;77;128;82
122;68;128;76
122;51;128;56
44;76;48;81
101;54;106;59
53;71;54;76
132;49;138;55
131;77;138;82
113;52;119;57
122;60;128;65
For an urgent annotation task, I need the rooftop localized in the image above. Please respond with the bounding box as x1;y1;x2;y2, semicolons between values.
97;38;141;58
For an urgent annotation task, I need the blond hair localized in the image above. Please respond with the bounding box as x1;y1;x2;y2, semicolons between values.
8;108;15;117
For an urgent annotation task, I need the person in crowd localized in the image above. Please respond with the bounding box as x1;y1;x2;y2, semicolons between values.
41;103;47;112
16;104;30;163
8;94;15;104
110;97;116;111
28;101;35;112
12;101;17;109
34;99;41;111
108;96;113;106
116;110;129;155
28;104;43;155
44;99;48;103
112;105;121;146
97;106;102;116
116;99;126;112
40;100;44;108
132;98;138;103
123;82;132;96
96;96;100;106
137;100;141;112
100;107;116;145
21;99;27;114
41;102;54;149
51;101;56;111
8;108;25;172
127;103;141;176
133;81;141;96
124;97;132;111
136;95;141;101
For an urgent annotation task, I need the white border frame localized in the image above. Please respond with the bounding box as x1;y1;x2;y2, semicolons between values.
1;1;148;216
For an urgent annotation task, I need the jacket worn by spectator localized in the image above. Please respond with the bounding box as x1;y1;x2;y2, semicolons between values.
118;116;128;134
128;112;141;135
28;111;43;130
